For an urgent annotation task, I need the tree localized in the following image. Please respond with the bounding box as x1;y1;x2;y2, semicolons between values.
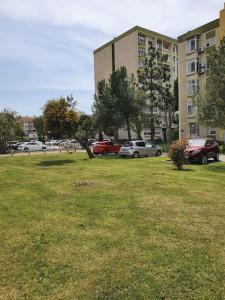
109;67;140;140
138;46;178;143
159;59;178;144
33;116;46;142
74;114;95;159
43;97;78;139
0;109;22;154
43;97;95;159
137;46;162;140
93;80;123;142
196;37;225;129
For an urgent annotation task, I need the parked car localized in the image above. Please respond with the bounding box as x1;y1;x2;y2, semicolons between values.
185;138;220;164
119;140;162;158
46;140;57;146
18;141;47;152
93;141;121;155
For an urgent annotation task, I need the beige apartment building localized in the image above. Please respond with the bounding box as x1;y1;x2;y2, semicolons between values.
94;26;178;140
178;3;225;141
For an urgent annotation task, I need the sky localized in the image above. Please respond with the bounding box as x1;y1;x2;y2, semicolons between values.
0;0;223;116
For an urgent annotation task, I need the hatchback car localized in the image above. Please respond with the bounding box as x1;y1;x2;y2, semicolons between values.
119;140;162;158
185;138;219;164
93;141;121;155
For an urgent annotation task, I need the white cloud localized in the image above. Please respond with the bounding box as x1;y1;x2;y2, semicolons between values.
0;0;223;38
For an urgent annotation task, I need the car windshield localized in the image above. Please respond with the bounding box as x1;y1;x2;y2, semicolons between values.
188;139;206;147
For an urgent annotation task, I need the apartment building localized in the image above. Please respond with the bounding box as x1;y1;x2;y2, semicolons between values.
20;116;37;139
94;26;178;140
178;3;225;141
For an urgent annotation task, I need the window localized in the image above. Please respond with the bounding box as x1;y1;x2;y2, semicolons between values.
157;40;162;50
206;36;215;47
187;59;197;74
138;49;145;57
138;35;146;45
189;122;199;136
187;37;198;53
187;80;198;96
209;128;216;136
187;101;197;116
138;60;145;68
136;142;146;147
173;46;177;52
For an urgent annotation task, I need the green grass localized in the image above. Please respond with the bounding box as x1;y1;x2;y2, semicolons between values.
0;153;225;299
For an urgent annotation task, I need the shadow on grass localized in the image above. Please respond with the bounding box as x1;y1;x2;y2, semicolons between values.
205;163;225;173
36;159;75;167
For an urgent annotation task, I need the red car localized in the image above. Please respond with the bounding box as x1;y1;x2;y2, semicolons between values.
185;138;220;164
92;141;122;155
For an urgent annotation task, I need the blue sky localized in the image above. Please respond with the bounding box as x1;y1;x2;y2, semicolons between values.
0;0;223;116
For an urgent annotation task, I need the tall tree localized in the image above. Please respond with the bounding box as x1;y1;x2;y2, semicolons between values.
158;55;178;144
137;45;162;140
93;80;123;142
196;37;225;129
109;67;144;140
33;116;46;142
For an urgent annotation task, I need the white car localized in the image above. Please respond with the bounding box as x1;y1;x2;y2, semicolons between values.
18;141;47;152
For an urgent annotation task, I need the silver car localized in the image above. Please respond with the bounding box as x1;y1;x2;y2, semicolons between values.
119;140;162;158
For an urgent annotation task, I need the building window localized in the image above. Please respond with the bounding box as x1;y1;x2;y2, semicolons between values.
138;35;146;45
206;36;216;47
138;60;145;68
186;37;198;53
187;101;197;116
138;49;145;57
209;128;216;136
187;79;198;96
190;122;199;136
187;59;197;74
157;40;162;50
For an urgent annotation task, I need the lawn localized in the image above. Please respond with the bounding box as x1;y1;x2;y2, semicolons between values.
0;153;225;299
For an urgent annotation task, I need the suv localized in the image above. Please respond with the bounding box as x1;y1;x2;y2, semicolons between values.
93;141;121;155
119;140;162;158
185;138;220;164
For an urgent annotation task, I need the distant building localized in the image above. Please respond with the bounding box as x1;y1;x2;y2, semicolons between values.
94;26;178;140
178;3;225;141
20;116;38;139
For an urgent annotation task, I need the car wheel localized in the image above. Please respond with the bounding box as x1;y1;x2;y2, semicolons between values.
102;150;108;155
214;152;219;162
201;155;208;164
42;146;46;150
132;151;139;158
155;150;161;157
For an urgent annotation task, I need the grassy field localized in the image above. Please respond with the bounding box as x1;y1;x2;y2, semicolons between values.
0;153;225;299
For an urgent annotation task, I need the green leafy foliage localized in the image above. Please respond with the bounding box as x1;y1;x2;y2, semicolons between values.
196;37;225;128
168;140;186;170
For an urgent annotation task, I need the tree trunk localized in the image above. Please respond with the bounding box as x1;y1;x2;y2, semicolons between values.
114;128;119;143
126;119;132;140
166;128;172;145
75;136;94;159
98;131;103;141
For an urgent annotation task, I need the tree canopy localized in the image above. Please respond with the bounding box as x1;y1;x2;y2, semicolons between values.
196;37;225;129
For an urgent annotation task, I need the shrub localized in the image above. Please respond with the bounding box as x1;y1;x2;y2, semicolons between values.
168;140;186;170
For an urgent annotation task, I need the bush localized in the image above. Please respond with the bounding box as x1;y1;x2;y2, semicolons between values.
168;140;186;170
